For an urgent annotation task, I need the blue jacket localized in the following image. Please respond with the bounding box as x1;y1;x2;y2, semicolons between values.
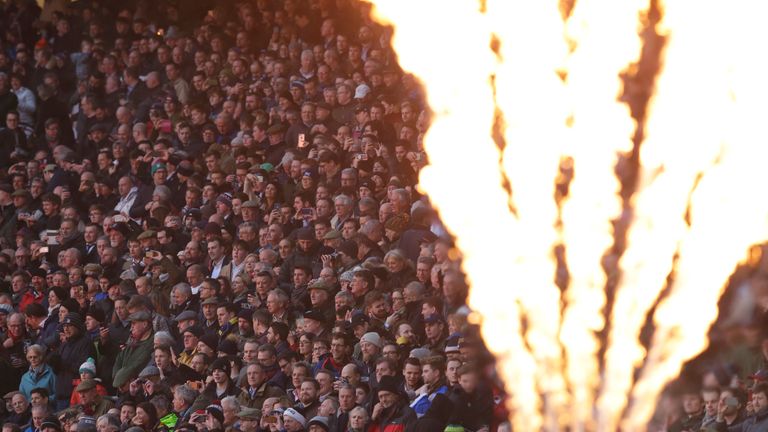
409;384;448;418
20;364;56;401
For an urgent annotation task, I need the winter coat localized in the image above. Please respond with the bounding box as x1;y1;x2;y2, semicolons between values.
237;381;286;409
112;333;154;388
409;383;449;419
19;364;56;401
53;332;95;404
668;413;703;432
447;384;494;431
367;401;416;432
11;86;35;127
37;314;60;350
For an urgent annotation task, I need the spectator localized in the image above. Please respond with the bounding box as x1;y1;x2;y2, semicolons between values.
448;364;494;431
347;406;369;432
668;387;704;432
111;311;154;390
409;356;449;418
369;376;415;432
238;362;285;410
19;345;55;402
714;383;768;431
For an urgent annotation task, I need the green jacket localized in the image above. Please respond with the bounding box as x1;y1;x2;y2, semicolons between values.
112;333;154;387
160;412;178;431
236;381;286;409
78;396;115;419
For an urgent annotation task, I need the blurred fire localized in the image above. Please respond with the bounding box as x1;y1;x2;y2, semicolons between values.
368;0;768;430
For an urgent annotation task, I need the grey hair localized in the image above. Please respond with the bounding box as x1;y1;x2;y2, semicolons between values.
174;385;198;405
268;289;289;304
154;331;175;347
404;281;426;297
334;194;352;206
172;282;191;296
221;396;240;412
392;188;410;203
349;406;369;420
335;290;353;301
260;248;278;262
27;344;45;357
300;49;315;62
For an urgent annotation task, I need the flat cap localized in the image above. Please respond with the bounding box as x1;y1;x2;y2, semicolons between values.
136;230;157;241
127;310;152;322
174;310;198;322
138;365;161;378
322;230;342;241
236;407;262;419
308;279;332;292
75;379;97;392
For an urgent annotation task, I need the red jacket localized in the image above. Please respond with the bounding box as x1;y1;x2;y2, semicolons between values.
18;289;44;312
367;402;416;432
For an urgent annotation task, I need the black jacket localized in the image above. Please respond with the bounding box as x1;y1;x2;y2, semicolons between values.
52;331;96;402
447;383;494;431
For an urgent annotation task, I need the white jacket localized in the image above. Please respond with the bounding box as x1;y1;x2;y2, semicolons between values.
12;86;36;126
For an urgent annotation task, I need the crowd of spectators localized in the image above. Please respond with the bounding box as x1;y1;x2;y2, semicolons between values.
0;0;511;432
5;0;768;432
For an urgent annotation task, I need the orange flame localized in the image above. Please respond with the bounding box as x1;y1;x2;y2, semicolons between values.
557;0;647;429
368;0;768;430
596;0;757;428
621;1;768;427
367;1;544;429
489;0;571;427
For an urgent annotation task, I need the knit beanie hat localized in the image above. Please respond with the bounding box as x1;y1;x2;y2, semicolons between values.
283;408;306;428
79;358;96;376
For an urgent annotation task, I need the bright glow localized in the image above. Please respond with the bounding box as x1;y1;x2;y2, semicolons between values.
489;0;570;428
556;0;647;430
368;0;768;429
621;0;768;427
367;1;543;430
596;0;745;428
